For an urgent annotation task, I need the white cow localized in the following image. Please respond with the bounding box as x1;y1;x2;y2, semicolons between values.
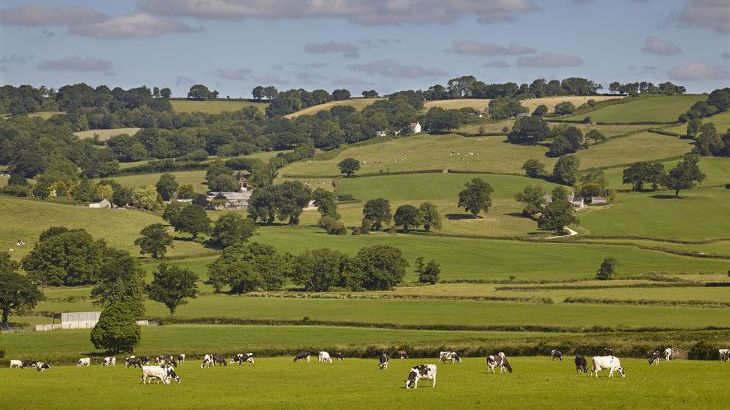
405;364;438;389
201;354;213;368
318;351;332;363
664;348;673;361
719;349;730;362
486;352;512;374
9;360;23;368
102;357;116;366
177;354;186;363
592;356;625;378
141;366;180;384
439;351;461;364
77;358;91;367
231;353;255;366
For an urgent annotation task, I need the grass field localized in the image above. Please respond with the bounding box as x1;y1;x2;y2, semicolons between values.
105;170;208;192
74;127;141;140
523;96;623;114
3;358;727;409
562;95;705;123
666;110;730;135
424;99;491;111
575;132;692;169
285;98;382;118
170;99;268;114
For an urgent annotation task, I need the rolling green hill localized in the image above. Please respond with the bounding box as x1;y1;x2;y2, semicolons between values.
562;95;705;123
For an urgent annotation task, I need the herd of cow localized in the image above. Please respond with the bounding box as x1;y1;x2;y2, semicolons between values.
8;347;730;388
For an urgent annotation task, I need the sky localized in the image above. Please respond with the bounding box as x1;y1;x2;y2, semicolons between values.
0;0;728;97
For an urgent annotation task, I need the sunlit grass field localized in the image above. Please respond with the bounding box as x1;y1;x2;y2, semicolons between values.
170;99;267;114
562;95;705;123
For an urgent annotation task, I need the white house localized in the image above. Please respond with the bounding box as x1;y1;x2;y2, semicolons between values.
207;191;252;210
376;130;387;137
88;199;112;209
568;195;585;208
409;122;422;134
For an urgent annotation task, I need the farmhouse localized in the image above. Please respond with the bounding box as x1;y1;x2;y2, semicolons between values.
207;190;252;210
543;194;585;208
409;122;422;134
88;199;112;209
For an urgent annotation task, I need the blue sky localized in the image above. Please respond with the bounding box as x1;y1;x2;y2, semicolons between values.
0;0;728;96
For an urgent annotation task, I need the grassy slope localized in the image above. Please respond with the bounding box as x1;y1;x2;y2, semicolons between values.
562;95;705;123
284;98;383;118
575;132;692;169
666;110;730;135
170;99;267;114
3;358;727;410
107;170;208;192
74;128;141;140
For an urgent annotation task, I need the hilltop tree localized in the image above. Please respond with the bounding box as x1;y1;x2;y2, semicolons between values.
134;224;174;259
210;213;257;248
146;264;198;315
394;205;419;231
522;159;546;178
187;84;218;100
362;90;379;98
90;302;140;354
362;198;392;230
458;178;494;217
252;86;265;100
332;89;351;101
155;173;179;201
596;257;618;280
552;155;580;185
338;158;361;177
664;154;705;197
417;202;442;232
0;252;42;324
159;88;172;98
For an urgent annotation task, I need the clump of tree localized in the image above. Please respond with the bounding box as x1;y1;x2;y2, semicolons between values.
208;242;290;294
596;257;618;280
248;181;312;225
422;107;476;132
552;156;581;185
417;202;441;232
187;84;219;100
135;223;174;259
531;104;548;117
415;257;441;285
514;185;547;219
458;178;494;218
548;126;584;157
338;158;361;177
362;198;392;230
680;87;730;121
553;101;576;115
394;205;419;232
488;98;528;120
608;81;685;96
693;123;730;157
210;213;257;248
576;169;609;199
663;154;705;197
251;85;279;100
155;173;179;201
0;252;42;324
146;264;198;315
622;161;666;191
508;116;551;144
522;159;546;178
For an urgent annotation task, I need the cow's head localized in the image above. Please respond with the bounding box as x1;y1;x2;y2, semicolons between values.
454;354;462;363
617;367;626;377
167;368;181;383
405;370;419;389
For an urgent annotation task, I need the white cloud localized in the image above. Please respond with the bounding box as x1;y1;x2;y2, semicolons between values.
0;5;107;26
69;13;200;38
669;62;728;80
482;60;511;68
37;56;114;73
642;36;682;55
213;67;253;80
348;58;447;78
515;53;583;67
678;0;730;33
304;42;360;58
137;0;538;25
451;40;535;56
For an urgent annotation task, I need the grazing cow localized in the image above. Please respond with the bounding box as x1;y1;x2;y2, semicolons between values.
141;365;180;384
177;354;186;364
36;362;50;372
648;350;660;366
125;357;143;368
591;356;625;378
551;350;563;361
318;351;332;363
334;352;344;361
77;358;91;367
397;350;409;359
405;364;437;389
212;355;227;367
232;353;255;366
102;357;116;367
575;356;588;374
439;351;462;364
664;348;673;361
486;353;512;374
719;349;730;362
9;360;23;368
22;360;38;369
294;351;311;363
201;354;214;368
379;353;389;370
604;348;614;357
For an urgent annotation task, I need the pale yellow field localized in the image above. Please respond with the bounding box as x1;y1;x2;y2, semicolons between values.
285;98;383;118
27;111;64;119
170;99;267;114
423;99;490;111
74;127;141;140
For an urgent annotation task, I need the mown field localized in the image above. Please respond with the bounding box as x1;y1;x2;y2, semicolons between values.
74;127;141;140
285;98;382;118
169;99;267;114
561;95;704;123
3;358;727;409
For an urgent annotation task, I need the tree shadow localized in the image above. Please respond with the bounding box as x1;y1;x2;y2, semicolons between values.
446;213;479;220
650;194;680;200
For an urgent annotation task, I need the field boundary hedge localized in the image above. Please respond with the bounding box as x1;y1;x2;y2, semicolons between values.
245;291;553;304
563;297;730;308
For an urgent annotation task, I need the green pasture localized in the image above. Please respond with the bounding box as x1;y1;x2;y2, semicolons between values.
666;110;730;135
3;358;727;410
285;98;383;118
575;132;692;169
104;170;208;192
578;187;730;241
562;95;704;123
169;99;267;114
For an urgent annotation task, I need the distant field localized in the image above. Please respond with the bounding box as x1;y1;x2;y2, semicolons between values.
105;170;208;192
424;99;490;111
74;127;140;140
5;358;726;409
576;132;692;169
601;156;730;189
27;111;64;119
285;98;382;118
562;95;705;123
579;186;730;241
170;99;268;114
281;134;551;176
666;110;730;135
523;96;623;114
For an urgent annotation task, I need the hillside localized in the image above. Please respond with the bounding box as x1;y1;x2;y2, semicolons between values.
284;98;382;118
561;94;704;123
170;99;268;114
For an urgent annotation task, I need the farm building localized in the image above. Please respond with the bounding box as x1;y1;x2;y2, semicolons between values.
543;194;585;208
591;196;609;205
409;122;422;133
88;199;112;209
35;311;149;332
207;190;252;210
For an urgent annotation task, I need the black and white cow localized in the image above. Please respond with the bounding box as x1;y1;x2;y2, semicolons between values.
177;354;186;364
486;352;512;374
294;351;311;363
574;356;588;375
22;360;38;369
648;350;660;366
334;352;344;361
592;356;625;378
125;357;144;368
232;353;255;366
405;364;437;389
77;357;91;367
551;350;563;361
719;349;730;362
379;353;389;370
439;351;461;364
102;357;116;367
36;362;50;372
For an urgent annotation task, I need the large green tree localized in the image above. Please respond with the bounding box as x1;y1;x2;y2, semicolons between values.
355;245;408;290
146;264;198;314
337;158;361;177
92;248;146;318
210;213;257;248
173;205;211;238
538;197;578;234
155;173;179;201
664;154;705;196
417;202;441;232
622;161;666;191
362;198;392;230
457;178;494;217
514;185;547;219
208;242;289;293
134;224;174;259
394;204;419;231
291;248;350;292
552;155;581;185
21;228;104;286
90;302;141;354
0;252;42;323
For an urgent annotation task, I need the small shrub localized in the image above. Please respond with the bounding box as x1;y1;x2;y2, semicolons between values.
336;193;355;201
725;183;730;190
478;125;486;135
596;257;618;280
